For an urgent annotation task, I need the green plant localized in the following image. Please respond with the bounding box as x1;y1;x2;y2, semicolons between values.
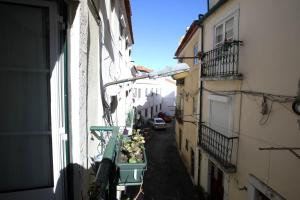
120;131;145;163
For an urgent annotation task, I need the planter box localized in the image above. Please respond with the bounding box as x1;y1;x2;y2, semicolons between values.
115;148;147;185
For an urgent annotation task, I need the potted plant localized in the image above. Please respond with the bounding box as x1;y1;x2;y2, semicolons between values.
116;130;147;185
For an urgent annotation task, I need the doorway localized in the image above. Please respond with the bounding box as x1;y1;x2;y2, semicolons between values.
0;0;65;199
209;162;224;200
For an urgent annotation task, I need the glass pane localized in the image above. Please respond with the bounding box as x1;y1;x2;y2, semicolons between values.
0;3;49;70
0;3;52;191
0;135;52;192
216;24;223;44
0;72;50;132
225;17;234;40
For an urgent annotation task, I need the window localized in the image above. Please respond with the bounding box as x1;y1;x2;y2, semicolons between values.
215;24;224;47
156;105;158;112
225;17;234;41
194;44;198;65
119;17;125;37
160;104;162;111
176;78;185;86
145;108;148;118
138;88;141;98
145;88;148;97
0;2;54;192
134;88;137;97
156;88;158;95
208;95;232;136
185;139;189;151
214;13;238;47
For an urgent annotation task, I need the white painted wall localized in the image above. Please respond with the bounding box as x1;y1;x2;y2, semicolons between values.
68;0;134;199
133;77;176;119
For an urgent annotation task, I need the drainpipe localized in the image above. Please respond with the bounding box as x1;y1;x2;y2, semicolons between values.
60;1;72;198
63;39;73;200
198;15;204;145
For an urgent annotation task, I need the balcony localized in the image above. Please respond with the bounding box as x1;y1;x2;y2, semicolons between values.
175;108;183;124
201;40;243;80
176;78;185;86
199;124;238;173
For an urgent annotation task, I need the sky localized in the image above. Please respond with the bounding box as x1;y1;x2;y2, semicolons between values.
130;0;207;70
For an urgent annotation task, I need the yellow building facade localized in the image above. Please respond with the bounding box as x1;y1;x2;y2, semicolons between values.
174;21;201;185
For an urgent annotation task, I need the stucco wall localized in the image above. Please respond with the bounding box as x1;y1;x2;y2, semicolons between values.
175;28;201;184
200;0;300;199
68;0;134;199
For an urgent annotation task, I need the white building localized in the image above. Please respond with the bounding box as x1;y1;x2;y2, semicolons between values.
133;66;177;120
0;0;134;200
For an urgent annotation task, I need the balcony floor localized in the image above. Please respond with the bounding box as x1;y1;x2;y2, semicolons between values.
201;74;243;81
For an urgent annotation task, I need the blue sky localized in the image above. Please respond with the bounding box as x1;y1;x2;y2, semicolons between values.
131;0;207;70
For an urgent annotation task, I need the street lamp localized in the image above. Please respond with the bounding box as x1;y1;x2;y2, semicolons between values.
103;63;190;88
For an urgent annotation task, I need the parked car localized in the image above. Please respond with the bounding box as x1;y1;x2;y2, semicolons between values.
148;117;166;129
157;112;172;123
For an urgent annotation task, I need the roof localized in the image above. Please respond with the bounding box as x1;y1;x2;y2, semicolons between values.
174;20;200;57
174;0;229;57
164;78;176;85
134;66;153;73
124;0;134;44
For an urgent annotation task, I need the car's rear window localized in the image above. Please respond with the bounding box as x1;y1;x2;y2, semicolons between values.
155;119;164;123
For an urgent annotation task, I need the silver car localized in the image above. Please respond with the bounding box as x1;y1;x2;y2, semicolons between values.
148;117;166;129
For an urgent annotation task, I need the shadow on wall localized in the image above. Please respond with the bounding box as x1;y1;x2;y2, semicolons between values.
98;0;115;62
53;162;116;200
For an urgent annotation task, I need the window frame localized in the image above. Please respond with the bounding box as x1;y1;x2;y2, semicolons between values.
193;43;199;65
208;94;234;137
213;9;239;47
0;0;63;195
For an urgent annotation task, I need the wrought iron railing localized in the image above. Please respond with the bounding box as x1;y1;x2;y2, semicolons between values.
199;124;238;172
201;40;243;78
175;108;183;124
176;79;185;86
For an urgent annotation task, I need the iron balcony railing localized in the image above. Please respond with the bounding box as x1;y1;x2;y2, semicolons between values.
201;40;243;78
199;124;238;172
175;108;183;124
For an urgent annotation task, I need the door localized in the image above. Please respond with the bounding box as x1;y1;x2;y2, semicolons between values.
210;162;224;200
198;150;201;186
0;1;65;199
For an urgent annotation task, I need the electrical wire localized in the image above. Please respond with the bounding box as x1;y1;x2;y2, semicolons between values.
203;87;296;102
202;87;296;117
259;101;273;126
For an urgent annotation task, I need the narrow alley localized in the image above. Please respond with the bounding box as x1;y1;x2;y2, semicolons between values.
123;123;201;200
